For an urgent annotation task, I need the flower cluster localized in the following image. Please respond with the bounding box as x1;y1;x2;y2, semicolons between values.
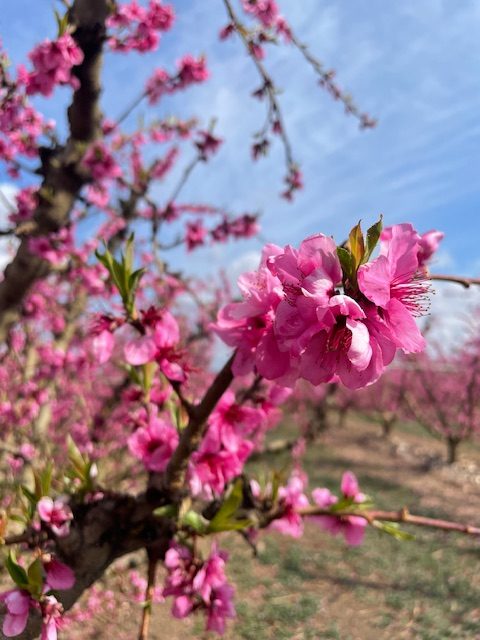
213;223;438;389
20;34;84;97
0;555;74;638
82;142;122;182
163;543;235;635
145;55;209;105
311;471;367;546
107;0;175;53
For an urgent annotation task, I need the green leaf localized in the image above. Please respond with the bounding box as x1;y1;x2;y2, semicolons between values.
207;518;252;533
21;486;37;506
124;234;135;275
41;463;53;497
336;247;355;282
348;221;365;268
181;510;209;533
373;520;415;541
54;9;70;37
153;505;177;518
6;552;28;588
207;479;250;533
27;558;43;590
364;216;383;262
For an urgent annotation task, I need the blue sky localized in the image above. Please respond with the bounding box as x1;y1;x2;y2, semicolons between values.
1;0;480;338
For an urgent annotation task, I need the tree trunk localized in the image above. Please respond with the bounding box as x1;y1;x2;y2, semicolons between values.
446;437;460;465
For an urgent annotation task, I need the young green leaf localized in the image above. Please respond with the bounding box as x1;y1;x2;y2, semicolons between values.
364;216;383;262
6;552;28;588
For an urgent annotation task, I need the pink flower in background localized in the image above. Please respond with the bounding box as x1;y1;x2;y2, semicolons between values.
82;142;121;182
0;589;31;637
128;411;178;472
177;55;209;86
206;583;236;634
185;220;207;251
311;471;367;546
163;543;235;634
37;497;73;537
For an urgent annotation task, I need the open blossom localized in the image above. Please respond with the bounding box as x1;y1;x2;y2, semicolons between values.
357;223;428;354
311;471;367;546
37;497;73;537
128;409;178;472
0;589;31;637
123;308;186;381
214;224;431;389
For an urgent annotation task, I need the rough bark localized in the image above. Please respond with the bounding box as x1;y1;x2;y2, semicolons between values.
0;0;109;342
0;491;174;640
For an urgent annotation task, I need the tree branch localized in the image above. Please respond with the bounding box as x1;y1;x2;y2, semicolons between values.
0;0;110;342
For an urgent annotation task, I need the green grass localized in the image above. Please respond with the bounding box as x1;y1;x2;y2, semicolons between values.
222;423;480;639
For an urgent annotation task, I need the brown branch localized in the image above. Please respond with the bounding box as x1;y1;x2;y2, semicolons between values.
430;274;480;289
296;506;480;536
222;0;296;171
0;491;174;640
0;0;110;342
163;353;235;496
137;551;159;640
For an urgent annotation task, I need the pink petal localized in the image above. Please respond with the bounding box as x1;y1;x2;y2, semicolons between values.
341;471;359;499
385;298;426;353
357;255;391;306
124;335;157;365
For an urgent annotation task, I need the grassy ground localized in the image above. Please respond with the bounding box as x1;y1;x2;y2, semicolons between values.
47;414;480;638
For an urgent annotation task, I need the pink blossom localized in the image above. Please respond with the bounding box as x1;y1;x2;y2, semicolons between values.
0;589;31;637
91;330;115;364
128;410;178;472
124;309;186;381
37;497;73;537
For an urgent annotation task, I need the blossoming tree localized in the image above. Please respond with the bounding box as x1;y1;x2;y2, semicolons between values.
0;2;478;639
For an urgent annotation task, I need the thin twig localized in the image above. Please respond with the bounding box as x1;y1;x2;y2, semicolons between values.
430;274;480;289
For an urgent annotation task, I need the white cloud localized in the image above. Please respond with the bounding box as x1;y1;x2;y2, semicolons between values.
0;183;18;273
